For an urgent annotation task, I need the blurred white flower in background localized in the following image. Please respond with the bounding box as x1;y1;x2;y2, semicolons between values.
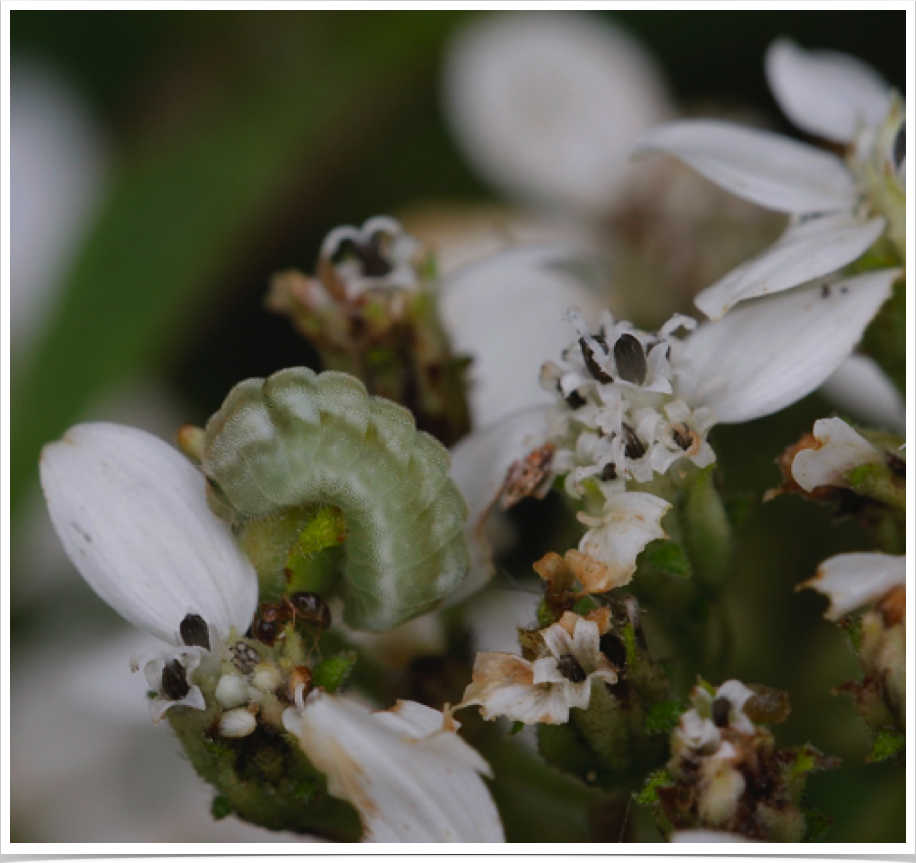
11;58;108;361
443;11;674;219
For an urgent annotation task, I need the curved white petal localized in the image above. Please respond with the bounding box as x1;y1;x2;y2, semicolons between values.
633;120;856;213
694;214;885;320
284;693;504;842
448;406;550;602
820;354;906;434
443;11;673;215
577;492;670;588
40;423;259;644
791;417;880;491
802;552;905;620
440;244;609;429
678;269;898;424
460;652;571;725
766;38;890;144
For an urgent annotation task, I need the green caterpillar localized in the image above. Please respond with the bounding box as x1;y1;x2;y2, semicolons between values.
201;368;470;631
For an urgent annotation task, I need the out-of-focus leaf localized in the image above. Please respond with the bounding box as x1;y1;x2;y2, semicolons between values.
12;12;462;519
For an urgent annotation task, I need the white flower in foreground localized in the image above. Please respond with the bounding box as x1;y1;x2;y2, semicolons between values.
634;39;904;319
801;552;906;621
791;417;881;491
40;423;258;719
282;691;504;842
452;267;896;594
443;11;673;217
458;613;617;725
547;269;897;490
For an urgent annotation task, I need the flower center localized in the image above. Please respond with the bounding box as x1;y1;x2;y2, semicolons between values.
557;653;587;683
161;659;191;700
712;696;732;728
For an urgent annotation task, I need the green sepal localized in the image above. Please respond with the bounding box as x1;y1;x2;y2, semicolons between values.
644;701;684;736
868;728;905;763
634;768;675;807
313;651;358;694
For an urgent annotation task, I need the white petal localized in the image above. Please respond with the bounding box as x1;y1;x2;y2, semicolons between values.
459;652;571;725
633;120;856;213
791;417;880;491
694;214;885;320
820;354;906;435
802;552;905;620
671;830;756;843
678;269;899;424
577;492;670;588
531;657;568;686
286;692;504;842
443;12;673;215
448;406;550;601
766;39;890;144
440;244;609;429
40;423;259;644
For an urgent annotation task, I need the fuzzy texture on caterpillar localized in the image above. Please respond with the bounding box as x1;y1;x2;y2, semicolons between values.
201;368;470;631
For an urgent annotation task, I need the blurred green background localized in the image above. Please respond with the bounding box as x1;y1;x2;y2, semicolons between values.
9;10;905;843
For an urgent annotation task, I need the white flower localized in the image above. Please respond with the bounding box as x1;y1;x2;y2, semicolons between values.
40;423;259;718
634;39;904;319
673;680;756;759
443;11;673;218
791;417;881;491
282;691;504;842
576;488;671;590
801;552;906;621
546;269;896;489
458;613;617;726
320;215;422;298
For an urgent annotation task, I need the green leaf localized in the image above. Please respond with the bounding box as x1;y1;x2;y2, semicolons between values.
644;700;684;735
507;721;525;738
869;728;905;763
313;651;358;694
11;12;463;523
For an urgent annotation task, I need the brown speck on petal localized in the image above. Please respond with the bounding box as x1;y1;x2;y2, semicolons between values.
499;443;556;511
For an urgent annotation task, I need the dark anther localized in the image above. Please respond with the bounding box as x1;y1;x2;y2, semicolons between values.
613;333;648;385
621;423;646;460
179;613;211;650
894;122;905;169
599;632;626;668
557;653;587;683
161;659;191;700
288;592;332;630
712;696;731;728
820;284;831;299
579;336;614;384
356;234;392;278
565;389;586;410
886;452;906;478
671;425;693;452
254;618;280;646
600;462;618;481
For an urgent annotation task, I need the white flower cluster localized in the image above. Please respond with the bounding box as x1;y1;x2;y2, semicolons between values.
542;307;715;494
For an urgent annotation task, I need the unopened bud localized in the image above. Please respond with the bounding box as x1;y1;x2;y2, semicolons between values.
219;707;258;738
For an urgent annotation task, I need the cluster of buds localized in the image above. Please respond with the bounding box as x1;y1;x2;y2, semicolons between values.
644;680;837;842
266;216;471;445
